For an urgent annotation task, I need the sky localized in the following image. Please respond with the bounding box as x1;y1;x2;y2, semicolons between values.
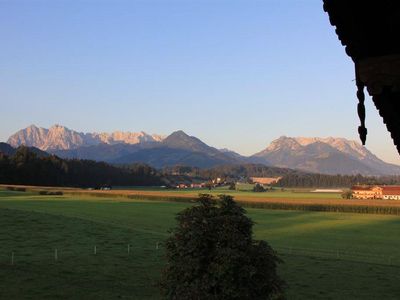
1;0;399;165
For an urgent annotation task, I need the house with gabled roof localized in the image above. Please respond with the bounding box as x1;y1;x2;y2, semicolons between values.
382;186;400;200
351;186;383;199
352;185;400;200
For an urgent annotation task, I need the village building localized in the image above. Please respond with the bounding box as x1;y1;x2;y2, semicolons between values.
190;183;205;188
176;183;188;189
351;186;383;199
351;185;400;200
251;177;281;185
212;178;223;184
382;186;400;200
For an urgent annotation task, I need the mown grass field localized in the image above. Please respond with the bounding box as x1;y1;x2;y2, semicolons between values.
112;185;344;199
0;190;400;299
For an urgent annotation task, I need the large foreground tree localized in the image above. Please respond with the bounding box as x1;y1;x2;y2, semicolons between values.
160;194;285;300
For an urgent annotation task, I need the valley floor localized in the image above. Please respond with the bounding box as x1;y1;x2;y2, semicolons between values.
0;190;400;299
3;184;400;214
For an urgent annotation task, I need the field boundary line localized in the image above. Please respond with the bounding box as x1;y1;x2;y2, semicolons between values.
275;246;400;267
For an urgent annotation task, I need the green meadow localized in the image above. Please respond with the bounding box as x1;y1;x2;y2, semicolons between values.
114;185;343;200
0;191;399;299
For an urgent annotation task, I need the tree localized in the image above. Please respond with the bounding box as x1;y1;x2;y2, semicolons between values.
228;182;236;190
160;194;285;300
205;181;213;191
253;183;266;192
341;190;353;199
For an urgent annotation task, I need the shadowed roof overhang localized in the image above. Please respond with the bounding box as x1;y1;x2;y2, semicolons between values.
323;0;400;155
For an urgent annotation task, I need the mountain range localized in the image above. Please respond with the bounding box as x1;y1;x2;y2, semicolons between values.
7;124;163;151
253;136;400;176
5;125;400;175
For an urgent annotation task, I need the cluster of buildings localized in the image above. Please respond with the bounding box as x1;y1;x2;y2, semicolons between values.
351;186;400;200
176;183;206;189
175;177;282;190
175;177;226;189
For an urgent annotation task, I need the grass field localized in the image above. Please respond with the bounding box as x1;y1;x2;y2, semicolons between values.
0;190;400;299
113;185;344;199
7;184;400;214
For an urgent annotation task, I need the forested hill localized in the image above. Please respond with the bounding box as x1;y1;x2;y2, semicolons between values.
0;146;163;187
2;145;399;189
162;164;400;188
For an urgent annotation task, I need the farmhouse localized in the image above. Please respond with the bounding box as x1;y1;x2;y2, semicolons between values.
176;184;188;189
351;185;400;200
382;186;400;200
251;177;281;185
190;183;205;188
351;186;383;199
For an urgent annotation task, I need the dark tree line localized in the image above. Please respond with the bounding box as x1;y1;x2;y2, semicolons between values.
0;147;163;187
276;173;400;188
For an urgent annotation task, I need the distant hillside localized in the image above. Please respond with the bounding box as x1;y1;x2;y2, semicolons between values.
0;142;49;158
0;142;16;156
46;130;241;168
163;164;302;179
253;136;400;176
52;143;143;162
0;145;163;187
161;163;400;188
113;131;240;168
2;141;400;188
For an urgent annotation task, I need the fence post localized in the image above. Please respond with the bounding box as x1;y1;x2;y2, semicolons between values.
55;249;58;261
128;244;130;255
336;250;339;259
11;252;14;266
94;245;97;255
156;242;159;250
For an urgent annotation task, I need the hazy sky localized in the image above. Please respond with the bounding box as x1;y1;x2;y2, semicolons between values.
1;0;399;164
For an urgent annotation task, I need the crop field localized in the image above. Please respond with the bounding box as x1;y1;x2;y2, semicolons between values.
0;189;400;299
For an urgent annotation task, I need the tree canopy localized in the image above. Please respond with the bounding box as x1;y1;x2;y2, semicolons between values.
0;146;163;187
160;194;285;300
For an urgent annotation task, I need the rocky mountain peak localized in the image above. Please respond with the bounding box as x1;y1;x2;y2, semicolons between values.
7;124;164;151
161;131;223;156
291;137;374;161
266;136;302;152
253;136;400;175
163;131;197;145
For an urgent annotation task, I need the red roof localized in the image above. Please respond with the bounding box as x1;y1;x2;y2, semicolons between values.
382;186;400;195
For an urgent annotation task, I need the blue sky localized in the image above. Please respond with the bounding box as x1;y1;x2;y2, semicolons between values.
1;0;399;164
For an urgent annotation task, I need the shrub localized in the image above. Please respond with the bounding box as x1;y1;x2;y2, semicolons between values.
38;191;63;196
6;186;26;192
341;191;353;199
